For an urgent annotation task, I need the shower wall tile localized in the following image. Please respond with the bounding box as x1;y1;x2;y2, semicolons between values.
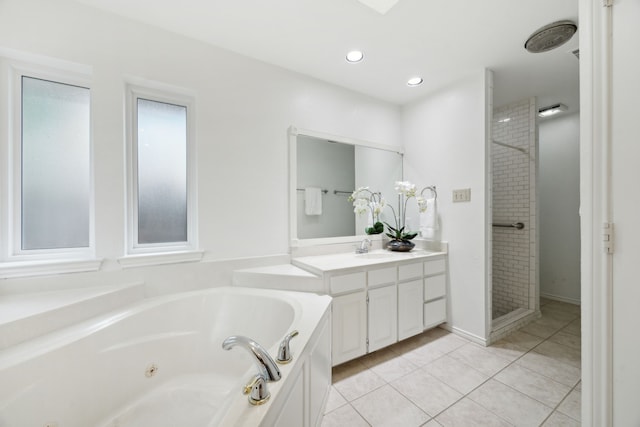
492;99;537;318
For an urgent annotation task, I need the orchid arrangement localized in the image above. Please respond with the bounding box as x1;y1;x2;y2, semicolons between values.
348;187;385;234
349;181;429;241
384;181;428;242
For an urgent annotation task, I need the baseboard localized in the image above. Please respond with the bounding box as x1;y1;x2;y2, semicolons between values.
540;292;581;306
440;323;488;346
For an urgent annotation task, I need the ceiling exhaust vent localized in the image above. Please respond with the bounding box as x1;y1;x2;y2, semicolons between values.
525;20;577;53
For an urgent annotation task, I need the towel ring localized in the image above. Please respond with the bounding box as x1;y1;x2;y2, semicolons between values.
420;185;437;200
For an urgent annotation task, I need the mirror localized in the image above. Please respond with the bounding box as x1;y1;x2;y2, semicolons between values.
289;127;403;245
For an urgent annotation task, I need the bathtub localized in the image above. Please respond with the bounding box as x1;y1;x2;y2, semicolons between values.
0;286;332;427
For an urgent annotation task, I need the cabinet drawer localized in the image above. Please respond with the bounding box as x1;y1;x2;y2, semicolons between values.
424;298;446;329
398;262;423;281
368;266;396;287
424;274;446;301
330;271;366;295
424;258;446;276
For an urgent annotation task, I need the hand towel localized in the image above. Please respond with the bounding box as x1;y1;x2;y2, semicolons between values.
304;187;322;215
419;198;438;238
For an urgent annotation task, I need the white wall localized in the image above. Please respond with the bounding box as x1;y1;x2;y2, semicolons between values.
539;113;580;304
0;0;401;292
402;71;490;342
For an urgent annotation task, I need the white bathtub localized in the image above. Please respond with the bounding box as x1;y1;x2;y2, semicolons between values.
0;286;332;427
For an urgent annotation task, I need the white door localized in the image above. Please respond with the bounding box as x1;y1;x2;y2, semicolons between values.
610;0;640;423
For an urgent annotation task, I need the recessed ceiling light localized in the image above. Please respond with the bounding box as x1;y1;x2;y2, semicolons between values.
538;103;568;118
346;50;364;63
407;77;423;87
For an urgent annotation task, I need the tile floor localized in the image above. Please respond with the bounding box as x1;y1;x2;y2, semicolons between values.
321;298;581;427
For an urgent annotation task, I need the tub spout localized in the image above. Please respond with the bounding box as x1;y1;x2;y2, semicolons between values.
222;335;282;382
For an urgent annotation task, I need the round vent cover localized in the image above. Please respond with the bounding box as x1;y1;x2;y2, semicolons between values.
525;20;577;53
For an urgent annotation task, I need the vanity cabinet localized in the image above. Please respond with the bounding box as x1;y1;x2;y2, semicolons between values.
292;250;448;367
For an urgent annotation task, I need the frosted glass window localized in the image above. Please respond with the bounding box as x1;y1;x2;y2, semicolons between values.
21;77;90;250
136;98;188;244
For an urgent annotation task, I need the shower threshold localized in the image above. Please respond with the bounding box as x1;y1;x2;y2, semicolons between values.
490;307;541;342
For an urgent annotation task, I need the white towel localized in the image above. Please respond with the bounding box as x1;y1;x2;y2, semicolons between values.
304;187;322;215
419;198;438;238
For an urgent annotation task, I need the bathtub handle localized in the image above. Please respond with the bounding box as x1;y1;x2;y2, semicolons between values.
277;330;299;364
243;374;270;405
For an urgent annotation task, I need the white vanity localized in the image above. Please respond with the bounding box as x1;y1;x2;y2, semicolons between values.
290;249;447;366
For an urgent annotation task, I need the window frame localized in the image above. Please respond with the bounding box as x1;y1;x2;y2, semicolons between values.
5;61;95;262
125;83;198;256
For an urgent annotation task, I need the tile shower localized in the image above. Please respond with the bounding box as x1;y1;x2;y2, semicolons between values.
491;98;538;322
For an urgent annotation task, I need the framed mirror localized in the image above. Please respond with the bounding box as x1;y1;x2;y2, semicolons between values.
289;126;403;246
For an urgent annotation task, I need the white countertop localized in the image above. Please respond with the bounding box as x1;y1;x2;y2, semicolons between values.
291;249;446;275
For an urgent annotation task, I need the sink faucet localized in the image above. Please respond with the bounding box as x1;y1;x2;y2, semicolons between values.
356;238;371;254
222;335;282;382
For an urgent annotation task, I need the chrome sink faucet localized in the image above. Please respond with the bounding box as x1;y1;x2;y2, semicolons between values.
356;238;371;254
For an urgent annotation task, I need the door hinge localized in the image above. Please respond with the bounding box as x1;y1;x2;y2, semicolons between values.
603;222;614;254
603;0;613;7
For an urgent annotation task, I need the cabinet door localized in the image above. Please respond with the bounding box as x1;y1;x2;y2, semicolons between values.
368;284;398;352
332;291;367;366
398;279;424;340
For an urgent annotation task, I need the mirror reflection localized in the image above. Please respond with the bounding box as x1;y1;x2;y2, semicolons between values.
293;131;403;241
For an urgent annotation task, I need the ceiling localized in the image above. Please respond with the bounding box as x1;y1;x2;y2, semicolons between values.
73;0;579;112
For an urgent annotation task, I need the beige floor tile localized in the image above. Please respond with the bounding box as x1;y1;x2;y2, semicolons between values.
494;364;572;408
324;386;347;414
424;420;443;426
391;369;463;416
557;389;581;422
469;380;553;427
540;306;579;323
332;358;368;382
422;332;469;354
321;404;369;427
560;318;580;337
351;384;431;427
436;397;513;427
483;331;543;362
333;366;386;401
547;330;581;351
367;352;420;383
516;351;581;388
422;354;489;394
542;411;581;426
449;343;512;376
534;341;581;369
400;343;446;368
520;317;568;339
544;301;580;316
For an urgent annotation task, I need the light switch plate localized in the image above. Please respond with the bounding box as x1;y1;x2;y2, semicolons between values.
452;188;471;202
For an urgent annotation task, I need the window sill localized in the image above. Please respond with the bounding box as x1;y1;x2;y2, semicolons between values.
0;258;104;279
117;250;204;269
